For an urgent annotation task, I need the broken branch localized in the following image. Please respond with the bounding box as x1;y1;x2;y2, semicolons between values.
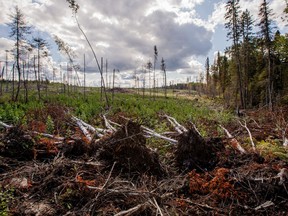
163;114;188;134
141;126;178;144
219;125;246;154
0;121;13;129
238;120;256;151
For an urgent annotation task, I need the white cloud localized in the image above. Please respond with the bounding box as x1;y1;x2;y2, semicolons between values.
2;0;286;86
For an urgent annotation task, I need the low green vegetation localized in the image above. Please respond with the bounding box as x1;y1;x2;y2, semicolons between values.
0;85;234;135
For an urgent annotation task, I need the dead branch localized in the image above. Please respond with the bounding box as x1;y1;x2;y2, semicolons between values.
101;162;116;190
72;117;92;142
283;138;288;147
32;131;65;141
141;125;178;144
238;120;256;151
219;125;246;154
189;121;202;137
0;120;13;129
152;197;164;216
108;119;122;128
277;168;288;185
103;114;117;132
254;201;274;211
282;125;288;147
180;198;217;211
72;116;96;133
163;114;188;134
114;203;147;216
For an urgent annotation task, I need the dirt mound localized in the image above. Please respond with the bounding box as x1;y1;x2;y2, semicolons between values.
0;127;35;160
91;121;165;177
175;127;224;171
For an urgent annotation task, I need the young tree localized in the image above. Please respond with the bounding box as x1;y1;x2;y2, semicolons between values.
147;60;152;97
153;45;158;99
258;0;274;109
161;57;167;98
225;0;244;108
7;6;31;101
205;57;210;94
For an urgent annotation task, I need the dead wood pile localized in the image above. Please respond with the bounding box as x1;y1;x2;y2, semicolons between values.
0;106;288;215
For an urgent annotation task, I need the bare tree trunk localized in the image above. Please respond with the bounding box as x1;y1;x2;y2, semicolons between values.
83;54;86;99
101;57;103;101
23;62;28;103
12;63;15;101
112;69;115;101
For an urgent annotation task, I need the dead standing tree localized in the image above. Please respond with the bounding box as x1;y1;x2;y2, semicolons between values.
66;0;109;108
7;6;31;101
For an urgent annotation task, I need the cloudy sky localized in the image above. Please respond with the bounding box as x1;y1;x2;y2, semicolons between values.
0;0;287;87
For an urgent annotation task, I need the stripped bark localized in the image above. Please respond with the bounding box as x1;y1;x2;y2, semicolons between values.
0;121;13;129
141;125;178;144
219;125;246;154
238;120;256;151
32;131;64;141
72;116;93;142
103;114;117;132
163;114;188;134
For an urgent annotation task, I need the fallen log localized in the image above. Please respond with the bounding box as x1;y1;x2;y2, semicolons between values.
72;116;93;142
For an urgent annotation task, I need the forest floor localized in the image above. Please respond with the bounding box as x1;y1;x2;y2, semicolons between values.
0;101;288;215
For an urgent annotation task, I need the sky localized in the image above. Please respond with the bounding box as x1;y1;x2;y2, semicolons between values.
0;0;287;87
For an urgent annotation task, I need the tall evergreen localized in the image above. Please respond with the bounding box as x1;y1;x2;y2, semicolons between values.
240;9;254;108
258;0;274;109
225;0;244;108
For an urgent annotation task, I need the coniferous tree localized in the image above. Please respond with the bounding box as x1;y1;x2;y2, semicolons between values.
147;60;152;97
205;57;210;94
240;9;254;108
258;0;274;109
7;6;31;101
225;0;244;108
161;57;167;98
153;45;158;100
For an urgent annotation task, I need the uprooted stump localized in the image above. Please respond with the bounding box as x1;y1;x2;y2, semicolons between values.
0;127;35;160
91;121;165;177
175;126;224;171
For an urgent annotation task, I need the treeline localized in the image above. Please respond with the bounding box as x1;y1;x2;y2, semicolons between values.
205;0;288;109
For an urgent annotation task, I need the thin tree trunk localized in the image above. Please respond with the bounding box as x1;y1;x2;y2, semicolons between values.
84;54;86;99
15;23;21;102
112;69;115;101
37;49;41;100
101;57;103;101
12;63;15;101
74;15;109;108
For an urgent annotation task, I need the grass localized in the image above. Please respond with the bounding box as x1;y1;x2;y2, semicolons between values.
0;83;234;133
